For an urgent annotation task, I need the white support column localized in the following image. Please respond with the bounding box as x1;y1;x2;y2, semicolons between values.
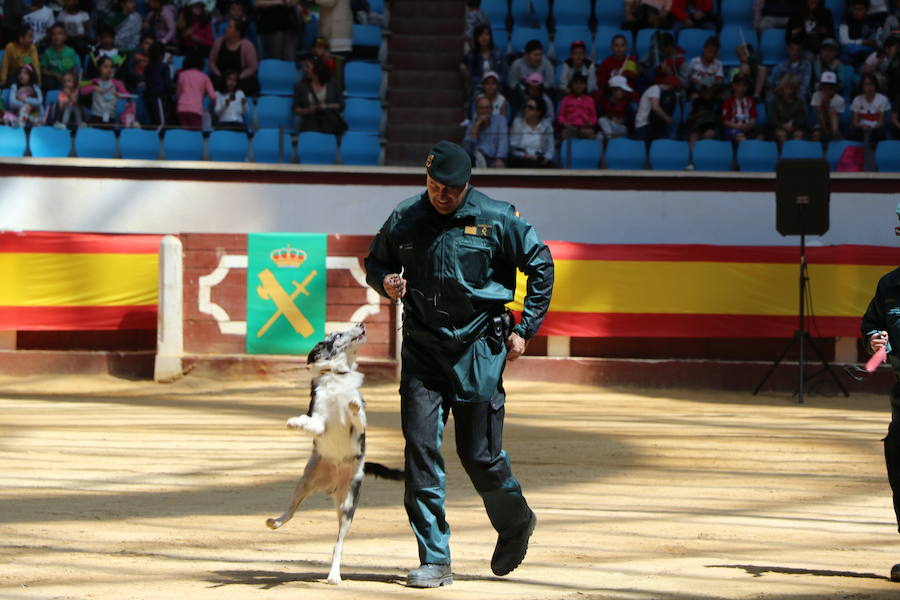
834;336;858;364
0;331;15;350
154;235;184;383
546;335;571;358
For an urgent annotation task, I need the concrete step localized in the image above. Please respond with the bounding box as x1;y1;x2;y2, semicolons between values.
388;33;463;54
388;69;462;90
391;0;463;19
388;106;465;124
390;17;464;35
387;122;464;143
390;51;460;70
388;86;462;107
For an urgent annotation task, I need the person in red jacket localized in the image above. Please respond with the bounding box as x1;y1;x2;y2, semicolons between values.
671;0;718;35
595;34;639;102
557;73;598;139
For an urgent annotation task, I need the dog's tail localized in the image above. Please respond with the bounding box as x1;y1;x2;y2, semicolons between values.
364;462;404;481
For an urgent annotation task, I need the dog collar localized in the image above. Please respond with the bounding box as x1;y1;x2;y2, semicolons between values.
317;368;350;375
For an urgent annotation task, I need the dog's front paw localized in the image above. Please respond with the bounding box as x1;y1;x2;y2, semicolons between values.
287;415;324;435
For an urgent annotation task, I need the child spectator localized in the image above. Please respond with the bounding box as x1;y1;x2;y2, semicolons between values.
770;35;812;101
461;24;507;108
883;0;900;38
175;52;216;129
786;0;835;53
559;40;597;96
91;26;124;68
144;0;177;48
108;0;143;53
682;35;723;99
209;18;259;96
728;43;768;101
771;73;808;143
213;70;247;130
1;25;41;87
557;73;597;139
509;96;555;167
143;40;173;126
23;0;55;47
7;64;43;126
477;71;508;119
811;38;843;91
722;73;758;142
178;0;214;59
755;0;800;31
121;33;154;92
41;24;79;91
463;94;508;168
292;54;346;134
624;0;673;31
44;71;84;129
310;36;345;91
671;0;717;35
57;0;92;55
598;75;634;139
849;71;890;141
810;70;844;140
463;0;489;55
653;32;686;86
863;33;897;91
81;55;135;127
522;71;554;122
686;80;722;150
595;34;639;98
840;0;880;67
507;39;555;96
634;74;679;141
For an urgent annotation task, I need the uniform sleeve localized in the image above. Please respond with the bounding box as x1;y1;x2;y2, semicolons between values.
364;212;399;299
862;278;886;354
501;206;554;339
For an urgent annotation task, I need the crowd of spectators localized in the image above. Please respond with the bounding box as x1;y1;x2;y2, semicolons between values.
460;0;900;170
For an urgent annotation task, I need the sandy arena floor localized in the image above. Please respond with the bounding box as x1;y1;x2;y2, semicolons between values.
2;373;900;599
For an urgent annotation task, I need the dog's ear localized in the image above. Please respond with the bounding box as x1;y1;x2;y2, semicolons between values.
307;335;336;364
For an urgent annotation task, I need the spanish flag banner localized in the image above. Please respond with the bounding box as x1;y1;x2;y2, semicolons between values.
0;231;161;330
510;243;900;338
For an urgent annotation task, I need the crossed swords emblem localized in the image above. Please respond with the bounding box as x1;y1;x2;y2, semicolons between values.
256;268;318;338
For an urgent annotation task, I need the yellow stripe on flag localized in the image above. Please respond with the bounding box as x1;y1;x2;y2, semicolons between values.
511;259;885;317
0;253;158;306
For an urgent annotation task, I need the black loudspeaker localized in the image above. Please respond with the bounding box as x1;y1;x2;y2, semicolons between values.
775;159;830;237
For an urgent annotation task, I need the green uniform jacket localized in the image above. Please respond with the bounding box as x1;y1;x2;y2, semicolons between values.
862;266;900;383
365;187;555;401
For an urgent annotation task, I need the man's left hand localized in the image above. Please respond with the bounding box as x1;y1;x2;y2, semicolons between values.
505;332;526;361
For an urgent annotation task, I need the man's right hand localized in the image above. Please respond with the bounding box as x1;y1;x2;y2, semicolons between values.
871;330;889;354
383;273;407;300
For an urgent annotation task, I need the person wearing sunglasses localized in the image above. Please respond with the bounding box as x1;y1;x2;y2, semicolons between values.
509;96;555;167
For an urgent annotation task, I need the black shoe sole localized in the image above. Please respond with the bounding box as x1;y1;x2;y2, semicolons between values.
491;511;537;576
406;575;453;588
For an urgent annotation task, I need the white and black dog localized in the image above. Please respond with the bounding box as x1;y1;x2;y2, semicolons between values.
266;323;402;585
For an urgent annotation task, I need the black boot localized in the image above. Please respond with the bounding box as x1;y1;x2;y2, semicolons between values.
490;509;536;576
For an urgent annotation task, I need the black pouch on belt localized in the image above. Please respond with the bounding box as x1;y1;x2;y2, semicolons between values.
485;310;514;354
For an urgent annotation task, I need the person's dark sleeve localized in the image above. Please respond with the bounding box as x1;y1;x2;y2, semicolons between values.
501;205;554;338
861;278;885;355
364;212;399;299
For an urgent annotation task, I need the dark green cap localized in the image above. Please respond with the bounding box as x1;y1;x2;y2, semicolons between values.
425;140;471;187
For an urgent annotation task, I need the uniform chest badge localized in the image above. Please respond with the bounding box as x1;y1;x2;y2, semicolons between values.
464;224;492;237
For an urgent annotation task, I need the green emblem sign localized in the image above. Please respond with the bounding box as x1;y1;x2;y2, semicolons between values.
246;233;326;355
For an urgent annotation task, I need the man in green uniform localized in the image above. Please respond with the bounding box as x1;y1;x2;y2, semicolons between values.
862;202;900;581
365;140;554;588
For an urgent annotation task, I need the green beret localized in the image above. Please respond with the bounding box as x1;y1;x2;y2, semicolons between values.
425;141;471;187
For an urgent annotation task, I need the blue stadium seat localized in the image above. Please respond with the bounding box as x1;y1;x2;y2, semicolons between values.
298;131;338;164
251;128;290;163
781;139;823;159
720;0;754;26
482;0;509;27
75;127;116;158
510;27;550;54
255;95;294;130
636;28;671;59
1;88;8;107
692;139;733;171
876;140;900;172
492;26;510;50
554;25;593;60
258;59;297;96
209;130;249;162
163;129;204;161
677;29;713;60
719;25;755;66
649;139;689;170
353;24;382;49
594;0;624;25
344;61;383;98
554;0;591;26
736;139;778;171
760;28;788;65
340;132;381;165
755;102;768;128
119;128;160;160
368;0;383;12
825;0;846;25
512;0;548;27
569;138;601;169
0;127;26;157
171;55;184;73
344;97;382;132
29;126;71;158
604;137;646;169
301;12;319;52
594;26;631;59
826;140;863;171
44;89;60;107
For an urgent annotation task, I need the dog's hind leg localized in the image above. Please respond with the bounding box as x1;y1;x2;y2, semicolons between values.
326;468;364;585
266;454;322;530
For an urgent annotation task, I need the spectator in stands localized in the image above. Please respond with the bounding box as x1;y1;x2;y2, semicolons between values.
771;73;808;143
509;96;555;167
311;36;346;91
86;26;125;80
755;0;802;31
316;0;353;55
41;24;79;91
1;25;40;87
44;71;83;129
175;52;216;129
624;0;672;31
682;35;723;100
557;73;597;140
863;33;897;90
883;0;900;38
144;0;178;49
869;0;890;21
256;0;302;60
810;70;844;140
478;71;508;119
144;40;173;126
461;24;506;110
595;34;639;99
652;32;685;87
787;0;836;53
7;64;43;126
508;39;554;97
522;71;554;122
81;55;134;127
209;18;259;96
840;0;880;67
178;0;214;59
729;43;768;101
686;80;722;151
770;35;812;101
464;94;508;168
722;74;759;142
559;40;597;96
849;71;890;141
463;0;489;55
111;0;143;53
57;0;92;57
634;74;679;141
213;70;247;129
598;75;633;139
121;33;154;91
23;0;54;47
293;54;347;134
670;0;717;35
811;38;843;92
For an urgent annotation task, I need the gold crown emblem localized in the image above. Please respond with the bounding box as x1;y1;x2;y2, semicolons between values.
425;153;434;168
270;244;307;268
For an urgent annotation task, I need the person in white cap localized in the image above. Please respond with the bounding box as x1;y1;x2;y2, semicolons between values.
477;70;508;119
598;75;633;139
810;69;845;140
